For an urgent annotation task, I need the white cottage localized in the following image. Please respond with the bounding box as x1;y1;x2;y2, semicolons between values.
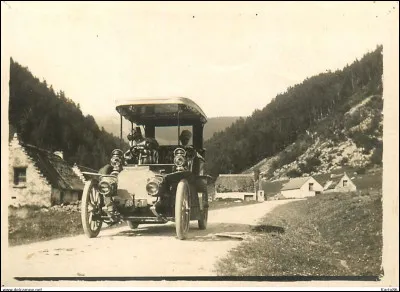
280;176;323;199
323;172;357;193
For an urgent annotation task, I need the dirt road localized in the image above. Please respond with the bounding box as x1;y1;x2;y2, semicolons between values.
5;200;294;281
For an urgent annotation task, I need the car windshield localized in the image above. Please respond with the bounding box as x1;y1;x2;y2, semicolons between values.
155;126;193;146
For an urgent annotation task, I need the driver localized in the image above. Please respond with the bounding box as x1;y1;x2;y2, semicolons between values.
125;127;159;164
124;127;142;164
128;127;145;147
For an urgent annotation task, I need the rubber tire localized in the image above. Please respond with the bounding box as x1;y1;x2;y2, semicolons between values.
198;208;208;230
81;180;103;238
198;191;208;230
175;179;190;240
127;221;139;229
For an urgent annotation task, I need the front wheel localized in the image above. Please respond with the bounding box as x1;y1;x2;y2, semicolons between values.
81;180;103;238
175;179;191;240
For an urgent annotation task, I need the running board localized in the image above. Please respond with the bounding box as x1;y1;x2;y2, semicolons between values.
121;216;172;224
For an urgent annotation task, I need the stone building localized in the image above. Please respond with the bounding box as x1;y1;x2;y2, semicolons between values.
8;134;84;207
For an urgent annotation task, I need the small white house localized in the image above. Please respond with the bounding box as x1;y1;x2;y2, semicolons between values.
324;172;357;193
280;176;323;199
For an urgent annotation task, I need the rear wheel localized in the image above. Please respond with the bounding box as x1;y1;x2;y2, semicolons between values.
198;208;208;230
198;209;208;230
81;180;103;238
198;192;209;230
175;179;190;240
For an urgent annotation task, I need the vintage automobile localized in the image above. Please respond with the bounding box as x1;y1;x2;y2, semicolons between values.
80;97;214;240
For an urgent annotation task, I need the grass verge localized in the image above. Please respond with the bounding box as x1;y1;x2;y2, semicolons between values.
215;190;383;276
8;207;82;246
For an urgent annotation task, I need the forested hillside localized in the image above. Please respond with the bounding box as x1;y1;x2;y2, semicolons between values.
204;46;383;178
9;58;127;170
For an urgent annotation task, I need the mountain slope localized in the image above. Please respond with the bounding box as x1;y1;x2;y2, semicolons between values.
204;45;383;177
243;92;383;179
8;59;128;170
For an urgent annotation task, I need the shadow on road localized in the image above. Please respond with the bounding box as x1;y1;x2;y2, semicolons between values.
108;222;257;241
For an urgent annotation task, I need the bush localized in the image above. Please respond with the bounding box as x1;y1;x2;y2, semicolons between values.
299;157;321;174
355;166;367;175
370;143;383;165
287;169;302;178
349;131;379;152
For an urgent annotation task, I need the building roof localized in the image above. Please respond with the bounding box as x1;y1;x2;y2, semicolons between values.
74;164;97;173
324;175;343;190
324;173;355;190
21;143;84;191
281;177;312;191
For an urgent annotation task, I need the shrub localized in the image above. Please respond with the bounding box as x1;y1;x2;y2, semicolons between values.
370;143;383;165
355;167;367;175
287;169;302;178
349;131;379;152
340;157;349;166
299;157;321;174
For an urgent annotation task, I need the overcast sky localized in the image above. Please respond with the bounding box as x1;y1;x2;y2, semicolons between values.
2;1;398;118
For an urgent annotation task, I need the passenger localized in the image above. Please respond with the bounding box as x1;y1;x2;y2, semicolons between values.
179;130;192;147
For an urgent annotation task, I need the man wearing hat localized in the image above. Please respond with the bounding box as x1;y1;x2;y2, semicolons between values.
179;130;192;147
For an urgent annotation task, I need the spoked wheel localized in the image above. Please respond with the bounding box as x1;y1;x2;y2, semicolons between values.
81;180;103;238
175;179;191;240
127;221;139;229
198;192;208;230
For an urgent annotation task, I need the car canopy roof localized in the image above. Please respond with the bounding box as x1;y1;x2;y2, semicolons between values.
115;97;207;126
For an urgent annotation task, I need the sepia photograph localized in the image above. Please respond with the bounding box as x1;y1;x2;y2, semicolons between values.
1;1;399;290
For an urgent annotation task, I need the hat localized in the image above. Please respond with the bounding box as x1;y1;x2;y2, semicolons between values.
127;127;143;141
180;130;192;139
